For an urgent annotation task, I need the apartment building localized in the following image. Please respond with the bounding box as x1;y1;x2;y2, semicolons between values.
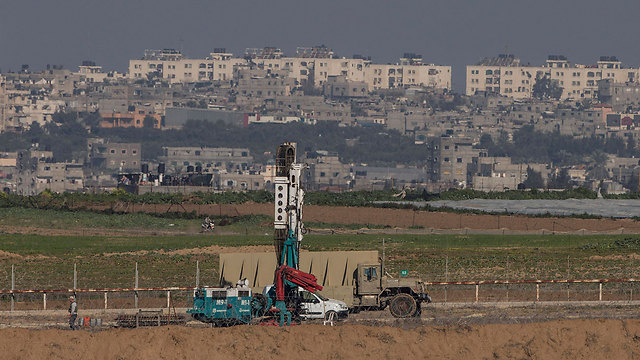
323;75;368;98
251;46;370;87
87;139;142;171
235;68;296;101
466;55;639;100
472;157;548;191
74;61;126;83
128;47;452;91
216;172;265;191
2;93;65;131
304;153;352;191
129;49;244;83
599;79;640;112
16;149;83;195
426;136;489;187
364;54;451;91
159;146;253;173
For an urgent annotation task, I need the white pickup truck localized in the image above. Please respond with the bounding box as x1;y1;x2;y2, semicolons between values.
262;285;349;321
297;288;349;321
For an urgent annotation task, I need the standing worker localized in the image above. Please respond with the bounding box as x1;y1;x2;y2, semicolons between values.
68;296;79;330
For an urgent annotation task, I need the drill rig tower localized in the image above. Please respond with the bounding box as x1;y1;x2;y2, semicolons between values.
274;143;304;268
272;143;321;325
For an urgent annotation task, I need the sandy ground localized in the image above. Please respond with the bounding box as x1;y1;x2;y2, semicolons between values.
1;319;640;359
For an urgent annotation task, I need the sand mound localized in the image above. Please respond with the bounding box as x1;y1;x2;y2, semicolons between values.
1;320;639;359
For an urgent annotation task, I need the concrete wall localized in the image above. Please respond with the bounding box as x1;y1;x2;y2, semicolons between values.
219;251;379;304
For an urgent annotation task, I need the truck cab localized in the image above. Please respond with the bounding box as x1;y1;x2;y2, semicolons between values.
353;264;431;317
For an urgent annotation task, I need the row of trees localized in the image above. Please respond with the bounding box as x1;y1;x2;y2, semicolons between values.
2;113;638;171
0;113;428;166
478;125;639;166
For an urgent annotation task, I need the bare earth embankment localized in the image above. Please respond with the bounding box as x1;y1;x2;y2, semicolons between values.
1;320;639;359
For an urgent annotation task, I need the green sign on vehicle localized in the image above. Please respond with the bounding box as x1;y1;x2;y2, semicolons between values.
400;270;408;276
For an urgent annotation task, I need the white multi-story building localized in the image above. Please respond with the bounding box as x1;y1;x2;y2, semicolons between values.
466;54;640;100
74;61;126;83
128;47;452;91
129;49;244;83
364;54;451;90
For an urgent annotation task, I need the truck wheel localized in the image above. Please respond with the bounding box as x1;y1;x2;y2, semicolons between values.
389;293;417;318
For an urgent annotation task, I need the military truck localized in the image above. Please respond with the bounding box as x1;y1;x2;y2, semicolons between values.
351;263;431;318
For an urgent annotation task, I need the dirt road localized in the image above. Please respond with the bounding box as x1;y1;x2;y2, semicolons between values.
91;202;640;234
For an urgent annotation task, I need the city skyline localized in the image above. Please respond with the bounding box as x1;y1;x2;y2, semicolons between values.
2;0;639;91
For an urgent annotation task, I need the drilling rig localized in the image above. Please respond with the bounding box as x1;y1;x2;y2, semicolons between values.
269;142;322;325
188;143;323;326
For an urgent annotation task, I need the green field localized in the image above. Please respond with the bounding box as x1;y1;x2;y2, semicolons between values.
0;207;273;234
1;207;640;295
1;231;640;290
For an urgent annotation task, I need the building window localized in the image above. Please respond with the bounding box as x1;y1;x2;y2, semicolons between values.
457;158;462;163
122;150;126;154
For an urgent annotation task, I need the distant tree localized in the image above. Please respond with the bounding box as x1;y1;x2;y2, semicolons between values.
532;75;563;100
604;135;625;155
523;166;545;189
625;171;640;192
548;168;571;189
478;133;493;150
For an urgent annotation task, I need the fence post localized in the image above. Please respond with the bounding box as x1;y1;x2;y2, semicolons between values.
536;283;540;302
444;256;448;303
167;291;170;309
506;256;509;302
566;256;570;301
135;262;139;309
475;284;479;303
11;264;15;312
196;260;200;288
43;293;46;310
599;282;602;301
73;263;77;290
104;292;108;310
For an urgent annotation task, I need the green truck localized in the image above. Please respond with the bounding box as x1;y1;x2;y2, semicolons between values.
351;263;431;318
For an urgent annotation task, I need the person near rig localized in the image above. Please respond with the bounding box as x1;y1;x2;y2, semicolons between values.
68;296;79;330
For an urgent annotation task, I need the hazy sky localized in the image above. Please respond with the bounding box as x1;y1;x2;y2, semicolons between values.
1;0;638;90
